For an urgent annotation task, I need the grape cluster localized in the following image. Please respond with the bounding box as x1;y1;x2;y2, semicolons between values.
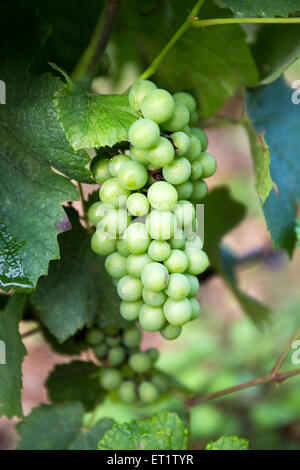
89;80;217;340
85;325;168;404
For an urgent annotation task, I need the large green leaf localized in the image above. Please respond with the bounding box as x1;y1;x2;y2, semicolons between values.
31;207;128;342
0;294;27;418
17;402;114;450
219;0;300;17
98;412;188;450
206;435;250;450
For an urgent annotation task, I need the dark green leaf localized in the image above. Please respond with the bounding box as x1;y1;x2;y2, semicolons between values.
296;218;300;248
0;294;27;418
206;435;250;450
70;418;114;450
219;0;300;17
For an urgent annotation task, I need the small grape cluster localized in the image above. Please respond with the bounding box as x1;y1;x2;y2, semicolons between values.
89;80;217;340
85;325;168;404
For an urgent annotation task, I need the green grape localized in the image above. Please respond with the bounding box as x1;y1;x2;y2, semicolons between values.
190;161;203;181
172;200;195;230
197;152;217;178
146;210;177;240
117;238;131;257
112;277;120;287
108;154;131;177
93;343;108;359
138;381;159;403
85;327;105;346
123;326;142;348
120;300;143;321
141;262;168;292
128;79;157;111
117;275;143;301
185;274;200;297
173;91;196;114
175;181;193;200
141;89;175;124
185;249;210;275
151;374;169;392
99;178;130;208
185;234;203;251
99;208;131;236
91;230;117;256
128;118;160;150
148;136;175;167
148;240;171;261
130;146;150;165
191;180;208;201
164;249;188;273
165;273;190;300
170;131;190;156
127;193;149;216
88;202;110;227
170;229;186;249
190;297;201;320
182;124;192;135
163;102;190;132
186;135;201;161
104;326;120;336
105;252;127;278
118;380;137;404
162;157;191;185
108;346;126;366
147;348;160;364
142;288;166;307
99;368;122;391
124;222;150;254
163;298;192;326
106;335;121;347
139;304;166;332
189;110;198;126
126;253;152;278
129;352;152;373
118;161;148;190
161;324;182;340
190;127;208;151
93;158;111;184
147;181;178;211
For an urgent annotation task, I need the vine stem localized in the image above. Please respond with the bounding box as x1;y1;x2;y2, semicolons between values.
186;325;300;407
192;17;300;28
78;182;91;230
21;327;41;339
137;0;207;81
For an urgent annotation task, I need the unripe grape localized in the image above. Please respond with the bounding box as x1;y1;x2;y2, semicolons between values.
148;137;175;167
147;348;160;364
129;352;152;373
163;102;190;132
118;380;137;404
120;300;143;321
164;249;188;273
85;327;105;346
117;238;131;257
129;79;157;111
172;200;195;230
123;326;142;348
190;297;201;320
147;181;178;211
93;343;108;359
99;368;122;391
126;253;152;278
161;324;182;340
162;157;191;185
190;161;203;181
141;89;175;124
191;180;208;201
146;210;177;240
185;234;203;251
138;381;159;403
141;262;168;292
99;208;131;236
190;127;208;151
88;202;111;227
124;222;150;254
173;91;197;114
185;274;200;297
197;152;217;178
91;230;117;256
93;158;111;184
175;181;193;200
106;335;121;347
163;298;192;326
189;110;198;126
139;304;166;332
104;326;120;336
148;240;171;261
165;273;190;300
142;288;166;307
105;252;127;278
185;249;210;275
128;118;160;150
186;135;201;161
127;193;149;216
117;275;143;302
99;178;130;208
170;229;185;249
108;154;131;177
118;161;148;190
108;346;126;366
151;374;169;392
130;146;150;165
170;131;190;156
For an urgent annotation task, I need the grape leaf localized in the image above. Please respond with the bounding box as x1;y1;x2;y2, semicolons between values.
98;412;188;450
17;402;114;450
219;0;300;17
0;294;27;418
31;207;129;342
246;78;300;255
206;435;250;450
46;361;101;411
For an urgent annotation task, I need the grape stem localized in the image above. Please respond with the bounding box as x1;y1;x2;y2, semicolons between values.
192;17;300;28
186;325;300;407
78;182;91;230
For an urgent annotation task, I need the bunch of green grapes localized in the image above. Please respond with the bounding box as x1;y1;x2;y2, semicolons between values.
85;325;168;404
89;80;217;341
